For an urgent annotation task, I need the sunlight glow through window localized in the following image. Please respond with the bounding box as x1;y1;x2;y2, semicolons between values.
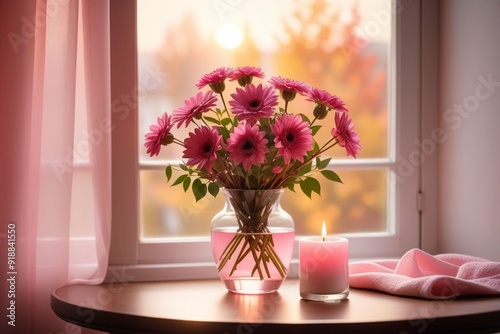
215;24;244;49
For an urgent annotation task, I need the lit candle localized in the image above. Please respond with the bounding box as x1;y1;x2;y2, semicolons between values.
299;222;349;301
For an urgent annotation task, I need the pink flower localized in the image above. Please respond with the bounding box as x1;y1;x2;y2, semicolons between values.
229;66;265;86
272;166;283;174
332;112;361;158
271;114;313;164
183;126;222;172
144;113;174;157
226;124;269;171
306;87;349;112
269;76;309;101
327;95;348;112
173;91;218;128
196;67;234;93
229;84;279;125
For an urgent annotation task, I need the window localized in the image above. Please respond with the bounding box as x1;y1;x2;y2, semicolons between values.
109;0;428;280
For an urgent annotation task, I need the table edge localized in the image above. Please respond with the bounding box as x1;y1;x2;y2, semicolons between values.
51;283;500;334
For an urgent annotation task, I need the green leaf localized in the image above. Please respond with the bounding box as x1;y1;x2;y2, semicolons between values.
165;165;172;181
266;148;278;162
208;183;219;197
183;176;191;192
192;179;207;202
172;174;188;186
248;174;259;189
179;164;190;172
297;161;312;176
307;177;321;196
317;157;331;170
321;170;343;183
220;127;230;140
220;117;232;127
300;177;321;198
300;113;311;123
311;125;322;136
299;179;312;198
313;141;320;153
204;116;220;125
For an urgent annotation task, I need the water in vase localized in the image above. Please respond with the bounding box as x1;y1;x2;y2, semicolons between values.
211;228;295;294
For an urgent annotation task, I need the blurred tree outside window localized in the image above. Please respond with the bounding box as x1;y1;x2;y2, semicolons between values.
138;0;392;238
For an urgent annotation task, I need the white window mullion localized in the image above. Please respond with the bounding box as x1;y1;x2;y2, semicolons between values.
391;0;421;254
109;0;140;266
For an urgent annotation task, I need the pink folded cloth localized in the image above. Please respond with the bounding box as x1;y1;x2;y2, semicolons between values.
349;248;500;299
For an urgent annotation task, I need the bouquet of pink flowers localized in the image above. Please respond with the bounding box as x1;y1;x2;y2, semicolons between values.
144;66;361;281
144;66;361;200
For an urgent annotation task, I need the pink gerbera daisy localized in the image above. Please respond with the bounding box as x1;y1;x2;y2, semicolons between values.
269;76;309;102
327;95;348;113
271;114;313;164
173;91;218;128
229;84;279;125
332;112;361;158
226;124;269;171
306;87;349;112
144;113;174;157
183;126;222;172
196;67;235;93
229;66;265;86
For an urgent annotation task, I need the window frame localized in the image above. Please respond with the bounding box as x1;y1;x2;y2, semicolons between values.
107;0;436;281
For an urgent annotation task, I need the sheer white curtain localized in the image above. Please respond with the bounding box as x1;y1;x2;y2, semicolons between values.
0;0;111;332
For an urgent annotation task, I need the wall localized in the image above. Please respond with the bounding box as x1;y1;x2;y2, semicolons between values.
438;0;500;260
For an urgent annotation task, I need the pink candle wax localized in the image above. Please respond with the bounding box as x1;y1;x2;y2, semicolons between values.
299;236;349;295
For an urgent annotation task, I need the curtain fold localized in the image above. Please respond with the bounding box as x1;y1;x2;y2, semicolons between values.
0;0;111;332
73;0;112;285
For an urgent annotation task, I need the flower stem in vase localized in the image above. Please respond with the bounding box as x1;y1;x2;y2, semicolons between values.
216;189;288;280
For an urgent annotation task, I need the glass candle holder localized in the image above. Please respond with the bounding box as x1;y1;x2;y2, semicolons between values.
299;236;349;302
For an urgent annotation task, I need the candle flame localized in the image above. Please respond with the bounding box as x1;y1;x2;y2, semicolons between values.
321;221;327;242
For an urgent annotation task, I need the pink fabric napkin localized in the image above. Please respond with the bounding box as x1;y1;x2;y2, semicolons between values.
349;248;500;299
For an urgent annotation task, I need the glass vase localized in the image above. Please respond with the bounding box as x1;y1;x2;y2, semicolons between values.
211;188;295;294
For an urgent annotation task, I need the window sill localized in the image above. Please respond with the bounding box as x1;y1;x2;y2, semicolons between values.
106;243;406;283
105;258;368;282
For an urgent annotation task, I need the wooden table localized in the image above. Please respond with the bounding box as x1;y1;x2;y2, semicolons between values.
51;279;500;333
